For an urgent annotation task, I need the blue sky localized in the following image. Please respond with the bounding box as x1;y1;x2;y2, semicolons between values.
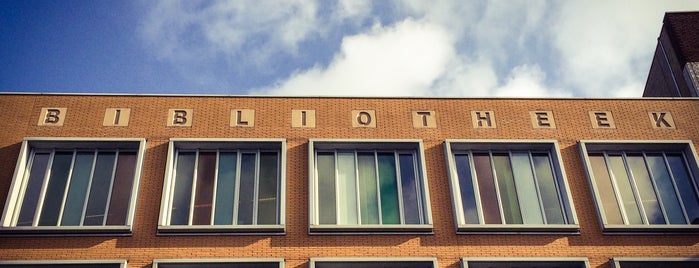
2;1;699;97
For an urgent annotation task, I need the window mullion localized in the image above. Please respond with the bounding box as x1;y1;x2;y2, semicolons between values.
101;149;120;226
604;152;630;225
33;150;56;227
394;151;405;224
488;151;506;224
622;152;649;225
374;151;383;225
252;150;260;225
527;151;547;225
411;151;424;224
210;150;220;225
353;152;362;224
13;150;37;225
663;152;691;224
56;149;77;226
188;150;200;226
79;150;99;226
547;152;568;224
467;151;485;225
643;151;671;224
333;150;340;224
233;150;242;224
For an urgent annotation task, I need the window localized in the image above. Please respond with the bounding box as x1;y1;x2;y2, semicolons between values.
158;138;285;234
310;258;436;268
153;258;283;268
0;138;145;235
580;141;699;232
611;257;699;268
462;258;589;268
0;259;126;267
445;140;578;233
309;139;432;233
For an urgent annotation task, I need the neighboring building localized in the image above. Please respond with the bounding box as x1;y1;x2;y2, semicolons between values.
643;12;699;97
0;94;698;268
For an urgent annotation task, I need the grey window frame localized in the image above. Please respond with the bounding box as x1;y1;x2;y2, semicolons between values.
0;259;127;267
153;258;284;268
0;138;146;236
310;257;437;268
444;140;579;233
579;140;699;233
461;257;589;268
611;257;699;268
158;138;286;235
308;139;433;234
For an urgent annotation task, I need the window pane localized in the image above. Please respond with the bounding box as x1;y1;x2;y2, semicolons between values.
317;152;336;224
237;153;256;225
214;152;237;225
454;154;479;224
257;152;279;225
647;154;685;224
337;152;358;225
61;152;94;226
589;154;624;224
170;152;195;225
493;154;522;224
357;153;379;224
378;153;400;224
38;152;73;226
511;153;543;224
608;155;643;224
473;153;501;224
399;153;421;224
84;152;117;225
627;155;665;224
17;153;50;226
667;154;699;224
106;152;137;225
532;154;565;224
193;152;216;225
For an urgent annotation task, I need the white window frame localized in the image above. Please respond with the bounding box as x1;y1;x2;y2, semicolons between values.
579;140;699;233
158;138;286;234
0;138;146;235
0;259;127;267
308;139;433;234
461;257;589;268
153;258;284;268
611;257;699;268
310;257;437;268
444;140;579;233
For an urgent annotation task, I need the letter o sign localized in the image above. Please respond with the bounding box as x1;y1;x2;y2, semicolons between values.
352;110;376;128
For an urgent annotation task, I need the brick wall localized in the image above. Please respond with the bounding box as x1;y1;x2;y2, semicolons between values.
1;94;698;268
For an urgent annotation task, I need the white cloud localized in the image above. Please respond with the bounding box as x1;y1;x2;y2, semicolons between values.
256;19;454;96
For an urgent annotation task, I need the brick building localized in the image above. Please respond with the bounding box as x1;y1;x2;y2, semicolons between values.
1;11;699;268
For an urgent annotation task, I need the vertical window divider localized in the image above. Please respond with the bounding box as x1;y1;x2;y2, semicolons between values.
604;152;630;225
374;151;383;225
252;150;261;225
233;151;242;225
210;150;220;226
642;151;671;224
276;150;282;224
488;151;506;224
13;150;36;225
527;151;547;224
395;151;406;224
333;150;340;224
353;152;362;225
622;152;650;225
662;152;691;223
468;151;486;225
56;150;77;226
33;150;55;227
187;150;200;226
547;152;568;224
80;150;99;226
167;150;179;225
412;151;424;224
101;150;120;226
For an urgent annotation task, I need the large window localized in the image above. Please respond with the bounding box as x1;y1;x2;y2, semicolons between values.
309;140;432;233
153;258;283;268
0;260;127;268
580;141;699;232
158;139;285;234
0;138;145;235
310;258;436;268
462;258;589;268
611;257;699;268
445;140;578;233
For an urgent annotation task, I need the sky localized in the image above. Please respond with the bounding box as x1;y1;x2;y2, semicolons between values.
1;1;699;97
